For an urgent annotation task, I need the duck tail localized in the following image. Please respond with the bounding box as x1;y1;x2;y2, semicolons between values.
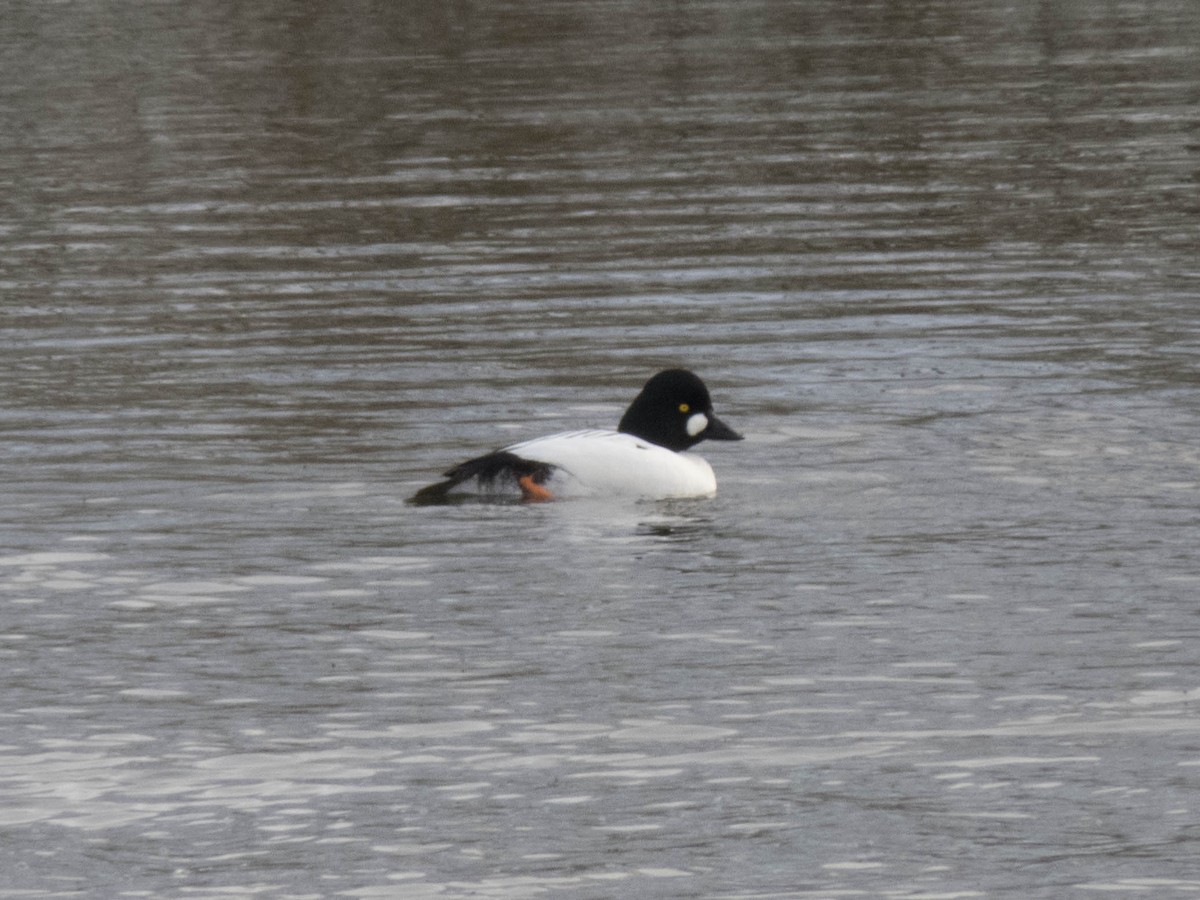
410;451;554;504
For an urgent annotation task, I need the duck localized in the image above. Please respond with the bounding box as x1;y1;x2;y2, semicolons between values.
411;369;742;503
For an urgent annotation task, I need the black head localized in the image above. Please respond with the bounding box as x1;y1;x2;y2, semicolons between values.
617;369;743;452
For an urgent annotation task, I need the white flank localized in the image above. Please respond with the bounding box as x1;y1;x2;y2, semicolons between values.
504;430;718;499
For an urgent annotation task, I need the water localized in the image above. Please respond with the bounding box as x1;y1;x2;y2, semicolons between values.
3;0;1199;896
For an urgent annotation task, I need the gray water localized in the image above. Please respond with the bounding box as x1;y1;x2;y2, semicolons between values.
3;1;1200;897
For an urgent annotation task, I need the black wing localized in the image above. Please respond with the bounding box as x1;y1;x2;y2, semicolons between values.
410;451;555;504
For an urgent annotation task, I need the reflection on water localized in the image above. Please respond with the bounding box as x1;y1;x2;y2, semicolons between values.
3;0;1200;897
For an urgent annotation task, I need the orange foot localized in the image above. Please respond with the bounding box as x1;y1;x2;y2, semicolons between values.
518;474;555;502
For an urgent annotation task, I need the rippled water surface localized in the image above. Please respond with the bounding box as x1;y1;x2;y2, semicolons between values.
3;1;1200;897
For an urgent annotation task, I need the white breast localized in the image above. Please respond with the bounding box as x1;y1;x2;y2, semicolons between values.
505;430;718;499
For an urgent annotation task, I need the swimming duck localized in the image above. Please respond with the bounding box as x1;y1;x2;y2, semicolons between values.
411;368;742;503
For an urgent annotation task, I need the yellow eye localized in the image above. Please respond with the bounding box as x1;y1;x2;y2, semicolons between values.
678;403;690;413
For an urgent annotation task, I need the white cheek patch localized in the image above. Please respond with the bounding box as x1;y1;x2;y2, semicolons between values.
686;412;708;437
